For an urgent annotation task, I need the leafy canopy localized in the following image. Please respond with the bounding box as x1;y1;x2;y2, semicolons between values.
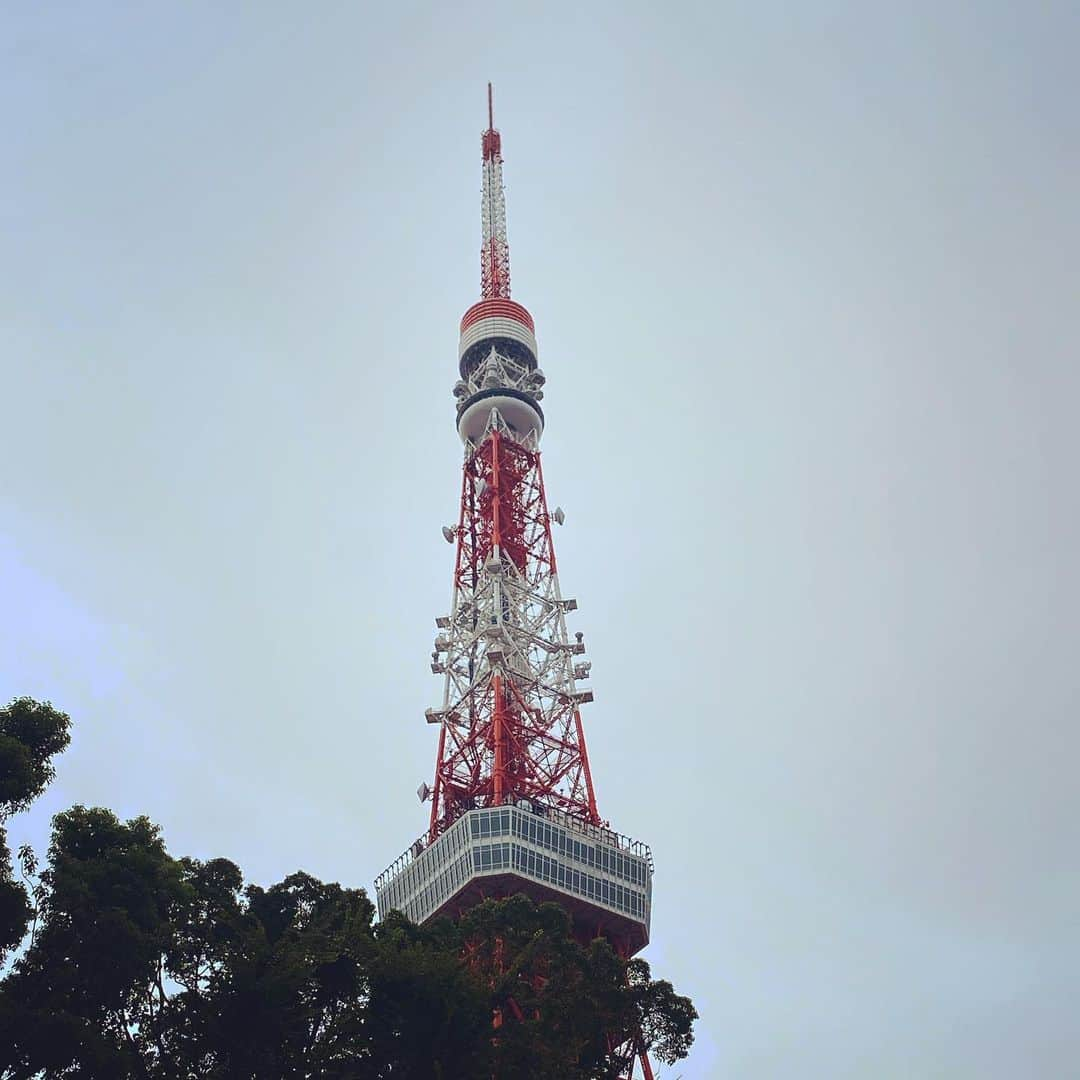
0;698;71;962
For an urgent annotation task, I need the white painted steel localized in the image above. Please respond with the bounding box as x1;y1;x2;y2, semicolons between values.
459;315;538;365
375;805;652;942
454;345;546;445
457;394;543;443
481;141;510;297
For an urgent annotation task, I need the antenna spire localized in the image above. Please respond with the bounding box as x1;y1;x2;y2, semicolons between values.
480;83;511;299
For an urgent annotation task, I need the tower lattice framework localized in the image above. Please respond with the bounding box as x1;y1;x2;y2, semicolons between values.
428;393;601;840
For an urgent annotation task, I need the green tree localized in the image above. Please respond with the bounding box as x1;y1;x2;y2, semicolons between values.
0;806;185;1078
0;698;71;962
452;895;696;1079
366;909;492;1077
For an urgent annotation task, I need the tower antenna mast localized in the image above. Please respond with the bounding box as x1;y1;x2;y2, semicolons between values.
481;82;511;299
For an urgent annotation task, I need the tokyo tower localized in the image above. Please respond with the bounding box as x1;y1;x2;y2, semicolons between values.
376;86;655;1074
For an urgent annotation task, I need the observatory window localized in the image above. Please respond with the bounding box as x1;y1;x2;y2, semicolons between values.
489;837;648;922
473;842;512;872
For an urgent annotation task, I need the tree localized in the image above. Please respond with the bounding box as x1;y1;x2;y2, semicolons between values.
0;698;71;962
451;895;696;1078
0;806;185;1078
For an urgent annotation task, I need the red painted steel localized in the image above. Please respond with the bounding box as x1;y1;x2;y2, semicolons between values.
429;427;601;838
460;297;535;335
481;82;512;300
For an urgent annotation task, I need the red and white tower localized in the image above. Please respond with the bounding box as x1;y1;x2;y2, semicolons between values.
377;87;654;1070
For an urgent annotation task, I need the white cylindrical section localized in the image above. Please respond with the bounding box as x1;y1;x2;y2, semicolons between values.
457;393;544;445
459;316;538;367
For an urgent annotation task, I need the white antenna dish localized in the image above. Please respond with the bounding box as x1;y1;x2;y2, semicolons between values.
552;507;565;526
417;781;431;803
442;525;456;543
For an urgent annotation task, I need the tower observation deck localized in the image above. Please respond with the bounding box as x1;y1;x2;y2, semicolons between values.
376;86;654;964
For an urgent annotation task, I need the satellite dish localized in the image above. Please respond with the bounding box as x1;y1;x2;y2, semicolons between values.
476;478;488;497
552;507;565;526
441;526;456;544
417;782;431;803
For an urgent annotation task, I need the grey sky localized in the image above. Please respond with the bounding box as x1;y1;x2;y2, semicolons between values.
3;3;1078;1076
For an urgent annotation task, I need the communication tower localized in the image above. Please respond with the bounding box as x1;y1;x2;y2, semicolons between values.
376;86;655;1076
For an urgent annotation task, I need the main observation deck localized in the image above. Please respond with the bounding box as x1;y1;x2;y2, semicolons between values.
376;804;653;956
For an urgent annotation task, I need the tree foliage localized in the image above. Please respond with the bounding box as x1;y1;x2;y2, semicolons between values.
0;702;696;1077
0;698;71;962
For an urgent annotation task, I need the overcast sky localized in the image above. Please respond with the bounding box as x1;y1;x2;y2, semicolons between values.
3;3;1078;1076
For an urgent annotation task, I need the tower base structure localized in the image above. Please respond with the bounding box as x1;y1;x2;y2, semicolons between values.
376;803;652;958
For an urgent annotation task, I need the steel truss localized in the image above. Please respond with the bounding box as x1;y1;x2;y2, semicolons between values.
428;405;600;841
